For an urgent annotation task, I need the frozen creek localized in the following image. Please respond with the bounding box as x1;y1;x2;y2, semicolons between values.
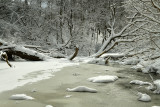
0;63;159;107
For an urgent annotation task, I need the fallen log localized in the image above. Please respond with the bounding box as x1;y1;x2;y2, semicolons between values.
0;39;49;61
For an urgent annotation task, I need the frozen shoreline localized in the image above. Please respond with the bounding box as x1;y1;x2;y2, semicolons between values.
0;58;78;93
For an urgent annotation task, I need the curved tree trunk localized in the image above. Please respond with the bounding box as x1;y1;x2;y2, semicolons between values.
68;47;79;60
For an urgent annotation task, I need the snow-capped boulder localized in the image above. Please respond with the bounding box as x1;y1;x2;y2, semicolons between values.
66;86;97;93
122;58;140;65
88;58;108;65
88;75;118;83
46;105;53;107
10;94;34;100
130;80;151;85
153;80;160;94
137;92;151;102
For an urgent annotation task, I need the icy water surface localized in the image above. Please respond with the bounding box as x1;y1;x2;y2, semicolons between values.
0;63;159;107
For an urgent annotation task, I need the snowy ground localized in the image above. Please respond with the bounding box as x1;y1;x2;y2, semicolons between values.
0;58;78;93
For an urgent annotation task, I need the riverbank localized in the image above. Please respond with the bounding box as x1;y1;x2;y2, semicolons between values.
0;63;159;107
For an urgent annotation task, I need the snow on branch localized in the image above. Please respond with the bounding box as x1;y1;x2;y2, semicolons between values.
133;5;160;24
121;22;148;37
151;0;160;11
96;38;137;58
114;18;146;37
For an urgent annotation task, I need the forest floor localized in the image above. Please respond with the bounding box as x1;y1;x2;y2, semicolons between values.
0;63;159;107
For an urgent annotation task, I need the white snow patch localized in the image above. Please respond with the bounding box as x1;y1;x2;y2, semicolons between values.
87;58;107;65
130;80;151;85
131;63;144;69
65;95;72;98
152;106;160;107
101;53;125;58
0;58;78;93
153;80;160;94
137;92;151;102
88;75;118;83
121;58;140;65
66;86;97;93
10;94;34;100
46;105;53;107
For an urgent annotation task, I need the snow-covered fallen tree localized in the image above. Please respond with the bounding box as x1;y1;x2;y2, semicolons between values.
66;86;97;93
0;39;50;61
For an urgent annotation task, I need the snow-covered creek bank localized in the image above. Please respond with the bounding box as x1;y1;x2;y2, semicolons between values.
0;58;78;93
0;63;159;107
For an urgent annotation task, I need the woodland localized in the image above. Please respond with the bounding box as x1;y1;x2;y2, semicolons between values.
0;0;160;106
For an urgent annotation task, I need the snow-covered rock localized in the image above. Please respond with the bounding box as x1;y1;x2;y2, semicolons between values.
122;59;140;65
152;106;160;107
65;95;72;98
10;94;34;100
88;75;118;83
137;92;151;102
131;63;144;72
48;51;66;58
130;80;151;85
146;84;155;90
66;86;97;93
142;66;159;74
46;105;53;107
88;58;107;65
153;80;160;94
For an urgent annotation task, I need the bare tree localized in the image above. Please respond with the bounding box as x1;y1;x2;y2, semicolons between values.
93;4;146;58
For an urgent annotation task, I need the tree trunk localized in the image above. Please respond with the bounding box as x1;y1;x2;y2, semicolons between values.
68;47;79;60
